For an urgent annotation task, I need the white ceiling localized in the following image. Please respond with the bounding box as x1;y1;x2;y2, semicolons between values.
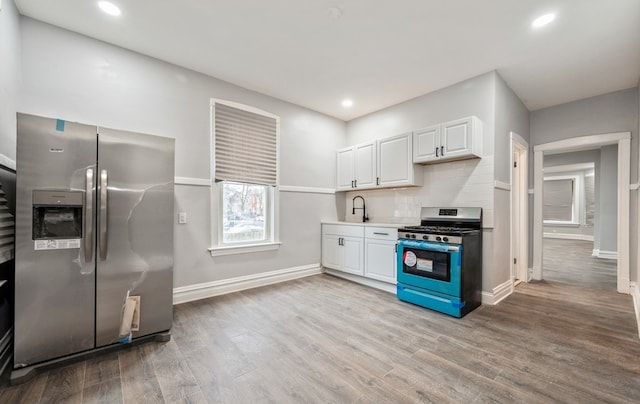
14;0;640;121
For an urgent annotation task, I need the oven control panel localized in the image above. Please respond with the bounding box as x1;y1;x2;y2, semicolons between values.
397;230;461;244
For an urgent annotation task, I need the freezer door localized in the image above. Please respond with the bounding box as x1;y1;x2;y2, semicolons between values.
95;127;174;347
14;114;97;367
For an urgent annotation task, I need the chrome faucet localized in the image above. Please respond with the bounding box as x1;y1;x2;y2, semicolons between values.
352;195;369;223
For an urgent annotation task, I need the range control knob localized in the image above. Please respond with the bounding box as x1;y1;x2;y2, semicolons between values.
422;235;429;240
411;234;416;239
435;236;442;242
443;237;449;242
405;233;411;238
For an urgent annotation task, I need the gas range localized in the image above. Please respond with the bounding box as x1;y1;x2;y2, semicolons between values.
396;206;483;318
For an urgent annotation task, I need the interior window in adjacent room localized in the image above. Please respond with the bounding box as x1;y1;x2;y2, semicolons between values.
543;176;579;224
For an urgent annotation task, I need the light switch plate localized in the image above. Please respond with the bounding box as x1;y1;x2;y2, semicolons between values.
178;212;187;224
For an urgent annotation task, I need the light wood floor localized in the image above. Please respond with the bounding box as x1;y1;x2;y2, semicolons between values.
1;274;638;403
543;238;617;290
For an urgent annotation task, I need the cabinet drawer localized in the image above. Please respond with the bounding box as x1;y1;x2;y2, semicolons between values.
365;227;397;241
323;224;364;238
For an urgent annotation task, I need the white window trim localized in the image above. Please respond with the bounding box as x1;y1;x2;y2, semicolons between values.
543;174;580;225
209;99;280;256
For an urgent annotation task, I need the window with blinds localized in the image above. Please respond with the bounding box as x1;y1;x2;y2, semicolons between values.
213;101;278;186
0;183;14;265
543;178;575;222
211;99;280;250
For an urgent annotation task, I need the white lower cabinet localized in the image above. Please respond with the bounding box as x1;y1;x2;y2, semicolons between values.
321;225;364;276
364;227;397;284
322;224;397;285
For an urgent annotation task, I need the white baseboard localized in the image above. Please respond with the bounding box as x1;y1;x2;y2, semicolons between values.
544;232;594;241
631;283;640;339
481;279;513;305
173;264;322;304
591;249;618;260
323;268;396;294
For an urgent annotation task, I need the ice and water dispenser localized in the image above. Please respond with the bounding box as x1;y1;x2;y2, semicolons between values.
32;190;83;243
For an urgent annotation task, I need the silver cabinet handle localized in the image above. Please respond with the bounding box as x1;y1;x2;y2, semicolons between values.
99;169;108;261
84;168;94;262
373;232;389;236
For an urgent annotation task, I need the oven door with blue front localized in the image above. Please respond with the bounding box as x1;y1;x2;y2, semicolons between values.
396;239;464;317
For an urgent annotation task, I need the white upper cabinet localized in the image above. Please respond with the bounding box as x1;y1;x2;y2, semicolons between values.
413;116;482;164
336;133;421;191
336;147;356;190
354;142;377;189
377;132;420;188
337;141;376;191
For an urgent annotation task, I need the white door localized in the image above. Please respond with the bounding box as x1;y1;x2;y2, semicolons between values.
336;147;355;190
365;239;397;283
378;133;411;187
354;142;376;188
342;237;364;275
441;117;472;159
413;125;439;162
322;234;342;270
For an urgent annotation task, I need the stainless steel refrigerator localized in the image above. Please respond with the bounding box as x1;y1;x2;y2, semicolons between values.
13;113;174;375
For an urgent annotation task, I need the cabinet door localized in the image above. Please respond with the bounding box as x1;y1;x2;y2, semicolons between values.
321;234;342;270
413;125;440;163
354;142;376;189
365;239;397;283
378;133;413;187
342;236;364;275
336;147;355;191
441;117;473;159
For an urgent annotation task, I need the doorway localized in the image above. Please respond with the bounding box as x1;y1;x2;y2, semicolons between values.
510;132;529;283
532;132;631;293
541;158;617;290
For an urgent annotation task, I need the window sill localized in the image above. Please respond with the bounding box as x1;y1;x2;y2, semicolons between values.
543;221;580;227
208;242;282;257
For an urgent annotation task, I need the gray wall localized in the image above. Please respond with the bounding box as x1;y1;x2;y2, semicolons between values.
493;72;530;291
18;18;346;287
0;0;21;167
531;88;638;182
494;73;530;183
597;145;618;253
531;88;638;281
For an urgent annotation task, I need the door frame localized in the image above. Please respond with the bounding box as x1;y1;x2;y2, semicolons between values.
510;132;529;283
532;132;631;293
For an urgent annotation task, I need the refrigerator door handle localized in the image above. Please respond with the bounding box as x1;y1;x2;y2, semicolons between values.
85;168;94;262
99;169;108;261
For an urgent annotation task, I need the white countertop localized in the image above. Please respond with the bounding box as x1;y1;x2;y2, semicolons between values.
322;221;413;228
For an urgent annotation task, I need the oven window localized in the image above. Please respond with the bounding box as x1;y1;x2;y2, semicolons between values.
402;248;450;282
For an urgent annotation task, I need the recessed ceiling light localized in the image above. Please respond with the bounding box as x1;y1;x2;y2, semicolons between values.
342;99;353;108
532;13;555;28
98;1;121;17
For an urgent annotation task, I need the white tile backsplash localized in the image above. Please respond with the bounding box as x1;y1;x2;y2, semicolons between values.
345;156;495;227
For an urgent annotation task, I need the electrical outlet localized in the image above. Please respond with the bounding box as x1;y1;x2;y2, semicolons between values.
178;212;187;224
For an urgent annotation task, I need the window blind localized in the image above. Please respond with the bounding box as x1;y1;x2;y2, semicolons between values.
0;184;14;265
543;178;573;221
213;102;278;186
